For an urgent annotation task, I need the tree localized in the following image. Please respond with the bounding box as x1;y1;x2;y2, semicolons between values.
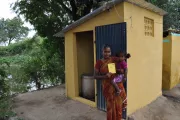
12;0;110;57
0;17;29;45
146;0;180;30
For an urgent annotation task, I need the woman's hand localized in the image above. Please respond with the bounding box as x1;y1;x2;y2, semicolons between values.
106;73;112;78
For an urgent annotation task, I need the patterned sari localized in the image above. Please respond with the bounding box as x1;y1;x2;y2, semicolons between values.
95;57;127;120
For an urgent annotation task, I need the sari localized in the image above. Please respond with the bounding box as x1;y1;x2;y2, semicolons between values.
95;57;127;120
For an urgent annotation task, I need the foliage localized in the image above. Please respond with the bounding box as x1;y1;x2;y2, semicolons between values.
0;17;29;45
0;62;16;119
146;0;180;30
18;37;65;89
0;39;36;57
12;0;112;60
0;55;30;64
0;98;16;120
0;36;64;92
0;62;9;98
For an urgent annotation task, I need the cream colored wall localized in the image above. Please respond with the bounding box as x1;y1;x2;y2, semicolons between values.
124;2;163;115
170;35;180;89
162;36;172;90
76;31;94;94
65;3;124;99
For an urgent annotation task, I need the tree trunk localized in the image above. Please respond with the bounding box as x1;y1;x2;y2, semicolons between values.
8;38;12;46
34;75;41;90
82;1;93;17
70;0;80;21
37;81;41;90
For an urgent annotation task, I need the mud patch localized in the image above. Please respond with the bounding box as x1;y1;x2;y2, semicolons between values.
24;100;45;106
52;96;69;105
12;98;25;108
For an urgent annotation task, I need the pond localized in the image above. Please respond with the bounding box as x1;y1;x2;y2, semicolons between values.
8;75;61;95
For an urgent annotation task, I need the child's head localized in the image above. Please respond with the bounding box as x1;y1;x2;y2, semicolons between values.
116;52;131;61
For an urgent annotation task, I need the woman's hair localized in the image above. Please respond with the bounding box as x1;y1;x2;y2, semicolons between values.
116;51;131;59
102;44;111;51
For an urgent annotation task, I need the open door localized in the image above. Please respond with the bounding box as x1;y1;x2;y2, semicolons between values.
95;22;127;117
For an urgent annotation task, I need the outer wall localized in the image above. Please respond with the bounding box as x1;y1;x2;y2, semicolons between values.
162;35;172;90
170;34;180;89
124;1;163;115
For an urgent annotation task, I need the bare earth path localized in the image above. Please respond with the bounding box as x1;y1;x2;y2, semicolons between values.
12;85;106;120
12;84;180;120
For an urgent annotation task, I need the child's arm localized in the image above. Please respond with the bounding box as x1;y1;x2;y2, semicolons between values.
124;68;128;79
122;61;128;82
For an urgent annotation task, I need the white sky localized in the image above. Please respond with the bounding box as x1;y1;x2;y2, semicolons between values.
0;0;36;38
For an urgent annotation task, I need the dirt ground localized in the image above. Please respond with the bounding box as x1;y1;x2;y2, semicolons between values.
12;85;106;120
12;84;180;120
129;84;180;120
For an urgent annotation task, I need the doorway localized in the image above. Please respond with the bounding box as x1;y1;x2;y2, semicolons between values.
95;22;127;118
76;31;95;102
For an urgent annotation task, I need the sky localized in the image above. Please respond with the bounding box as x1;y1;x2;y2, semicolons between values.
0;0;36;38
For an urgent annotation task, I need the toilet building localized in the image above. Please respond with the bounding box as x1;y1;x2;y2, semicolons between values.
163;31;180;90
55;0;167;115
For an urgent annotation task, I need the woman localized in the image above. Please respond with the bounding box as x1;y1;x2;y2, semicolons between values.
94;44;127;120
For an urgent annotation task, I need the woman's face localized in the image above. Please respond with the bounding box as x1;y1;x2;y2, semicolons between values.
103;47;111;59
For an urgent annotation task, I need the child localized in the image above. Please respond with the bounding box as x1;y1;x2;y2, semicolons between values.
111;52;131;95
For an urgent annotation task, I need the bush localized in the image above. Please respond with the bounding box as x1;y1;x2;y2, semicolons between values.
0;63;15;120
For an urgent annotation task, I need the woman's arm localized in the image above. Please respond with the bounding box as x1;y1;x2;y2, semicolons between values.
94;60;112;80
94;68;109;80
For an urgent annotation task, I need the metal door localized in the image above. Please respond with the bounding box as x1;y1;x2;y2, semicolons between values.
95;22;127;111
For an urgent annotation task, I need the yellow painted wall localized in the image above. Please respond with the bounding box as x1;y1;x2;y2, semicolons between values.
162;34;180;90
65;3;124;99
76;31;94;94
162;36;172;90
65;33;77;97
170;35;180;89
124;1;163;115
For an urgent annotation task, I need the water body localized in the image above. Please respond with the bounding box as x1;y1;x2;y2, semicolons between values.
8;75;61;94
